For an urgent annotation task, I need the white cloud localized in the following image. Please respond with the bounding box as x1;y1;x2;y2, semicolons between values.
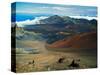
70;16;97;20
52;7;66;11
16;15;97;27
16;16;48;27
41;6;69;11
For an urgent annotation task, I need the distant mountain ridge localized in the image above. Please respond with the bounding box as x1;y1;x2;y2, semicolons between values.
39;15;65;24
22;15;97;33
16;15;97;26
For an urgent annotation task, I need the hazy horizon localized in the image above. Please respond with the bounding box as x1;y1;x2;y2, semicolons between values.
12;2;97;22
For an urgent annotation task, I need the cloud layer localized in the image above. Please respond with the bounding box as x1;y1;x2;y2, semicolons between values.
70;16;97;20
16;16;48;27
16;16;97;27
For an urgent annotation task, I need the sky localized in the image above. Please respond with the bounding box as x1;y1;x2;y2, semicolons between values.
11;2;97;27
12;2;97;17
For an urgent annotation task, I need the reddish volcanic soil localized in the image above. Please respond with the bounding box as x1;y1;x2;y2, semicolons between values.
48;32;97;49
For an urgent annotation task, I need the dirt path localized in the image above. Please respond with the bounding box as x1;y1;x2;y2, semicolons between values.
16;40;97;73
